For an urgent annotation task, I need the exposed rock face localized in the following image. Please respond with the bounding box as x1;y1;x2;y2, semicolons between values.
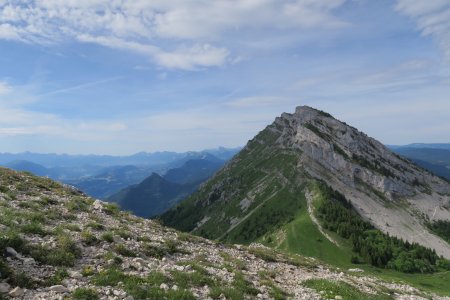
274;106;450;258
162;106;450;259
0;167;448;299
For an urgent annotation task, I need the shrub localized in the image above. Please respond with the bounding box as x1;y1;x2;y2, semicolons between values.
82;265;95;277
103;203;120;216
101;232;114;243
143;244;166;259
114;228;132;240
66;197;90;212
0;230;27;254
81;230;98;246
21;222;47;236
72;288;99;300
31;234;81;267
86;222;104;231
44;269;69;286
114;244;136;257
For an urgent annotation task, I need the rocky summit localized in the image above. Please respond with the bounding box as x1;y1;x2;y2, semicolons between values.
162;106;450;259
0;165;448;299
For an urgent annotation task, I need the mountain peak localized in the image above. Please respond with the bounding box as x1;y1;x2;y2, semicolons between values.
163;106;450;260
294;105;322;115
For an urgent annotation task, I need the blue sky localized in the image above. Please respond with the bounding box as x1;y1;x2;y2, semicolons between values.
0;0;449;154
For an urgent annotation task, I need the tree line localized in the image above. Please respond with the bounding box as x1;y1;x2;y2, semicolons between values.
314;182;450;273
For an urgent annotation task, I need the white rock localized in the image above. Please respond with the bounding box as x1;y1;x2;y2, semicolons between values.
122;262;130;269
9;287;24;297
174;265;184;271
159;283;169;290
171;285;178;291
335;296;343;300
348;268;364;273
69;271;82;279
0;282;10;293
92;200;103;210
49;285;69;293
22;257;35;265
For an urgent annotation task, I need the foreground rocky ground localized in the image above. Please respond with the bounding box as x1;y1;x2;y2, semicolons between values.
0;168;448;299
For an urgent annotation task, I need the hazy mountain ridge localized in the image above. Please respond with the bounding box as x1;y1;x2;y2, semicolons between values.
391;144;450;151
108;158;225;218
0;148;240;199
0;148;240;168
162;106;450;260
392;148;450;166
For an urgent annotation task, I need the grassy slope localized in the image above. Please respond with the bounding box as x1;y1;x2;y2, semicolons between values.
161;126;306;240
277;208;353;267
260;182;450;296
364;267;450;296
222;185;305;244
161;123;450;296
279;206;450;296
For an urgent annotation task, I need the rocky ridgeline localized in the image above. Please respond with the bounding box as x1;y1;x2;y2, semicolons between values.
273;106;450;197
270;106;450;258
0;168;448;300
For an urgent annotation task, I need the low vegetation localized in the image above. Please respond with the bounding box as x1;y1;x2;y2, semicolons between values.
72;288;99;300
92;268;195;299
31;233;82;267
303;279;393;300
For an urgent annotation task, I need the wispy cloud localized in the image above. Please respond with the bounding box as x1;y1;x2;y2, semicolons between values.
395;0;450;59
0;0;348;70
225;96;291;108
38;76;124;97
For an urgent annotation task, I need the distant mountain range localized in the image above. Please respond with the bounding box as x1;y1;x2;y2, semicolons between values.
389;146;450;181
390;143;450;150
108;158;225;218
0;147;240;199
0;147;240;168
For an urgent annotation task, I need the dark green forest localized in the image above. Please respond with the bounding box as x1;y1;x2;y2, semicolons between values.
315;182;450;273
428;220;450;244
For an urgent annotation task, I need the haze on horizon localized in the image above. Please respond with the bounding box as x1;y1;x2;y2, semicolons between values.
0;0;449;155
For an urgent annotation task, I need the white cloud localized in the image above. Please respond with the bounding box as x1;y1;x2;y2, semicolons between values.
0;106;128;139
0;81;11;94
0;125;63;137
0;0;347;70
396;0;450;59
155;44;229;70
225;96;290;108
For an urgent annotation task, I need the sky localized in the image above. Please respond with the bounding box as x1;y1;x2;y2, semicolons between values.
0;0;450;155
